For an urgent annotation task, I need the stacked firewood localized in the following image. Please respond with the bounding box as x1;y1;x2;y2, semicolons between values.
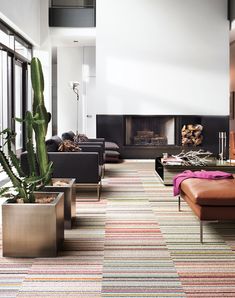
134;131;154;145
181;124;203;146
134;130;167;145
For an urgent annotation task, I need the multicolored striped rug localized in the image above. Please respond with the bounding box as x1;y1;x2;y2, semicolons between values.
1;160;235;297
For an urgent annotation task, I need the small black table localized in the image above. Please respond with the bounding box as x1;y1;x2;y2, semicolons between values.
155;157;235;185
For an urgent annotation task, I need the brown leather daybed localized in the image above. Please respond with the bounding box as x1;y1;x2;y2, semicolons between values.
179;176;235;243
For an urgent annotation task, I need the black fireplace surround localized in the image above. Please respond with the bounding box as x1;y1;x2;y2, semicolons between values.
96;115;229;159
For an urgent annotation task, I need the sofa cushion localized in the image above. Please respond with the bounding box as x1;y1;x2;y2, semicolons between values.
105;150;120;162
46;136;62;152
105;141;119;151
62;131;75;141
181;176;235;206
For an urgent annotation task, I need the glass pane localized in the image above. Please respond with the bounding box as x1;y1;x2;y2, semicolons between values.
7;56;13;129
0;51;8;146
0;30;10;48
27;64;32;111
27;48;32;60
9;35;14;50
0;52;2;147
14;63;23;151
15;40;29;59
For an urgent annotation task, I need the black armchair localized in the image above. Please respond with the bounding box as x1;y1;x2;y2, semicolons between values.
20;151;102;199
62;131;106;176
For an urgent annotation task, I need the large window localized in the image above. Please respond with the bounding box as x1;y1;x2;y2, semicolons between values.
0;51;8;140
0;20;32;154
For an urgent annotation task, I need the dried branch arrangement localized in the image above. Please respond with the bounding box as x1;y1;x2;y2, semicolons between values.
173;150;213;166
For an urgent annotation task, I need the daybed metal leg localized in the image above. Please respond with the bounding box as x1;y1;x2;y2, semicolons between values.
178;196;181;211
200;221;203;244
97;182;102;201
97;185;100;201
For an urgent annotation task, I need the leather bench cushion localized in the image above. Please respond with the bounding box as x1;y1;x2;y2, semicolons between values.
182;193;235;220
181;177;235;206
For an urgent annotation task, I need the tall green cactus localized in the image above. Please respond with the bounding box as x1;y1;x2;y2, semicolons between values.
31;57;53;185
0;57;53;203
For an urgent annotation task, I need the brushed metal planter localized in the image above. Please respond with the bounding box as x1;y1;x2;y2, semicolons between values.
43;178;76;229
2;192;64;258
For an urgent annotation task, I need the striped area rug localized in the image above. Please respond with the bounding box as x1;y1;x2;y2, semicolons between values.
0;160;235;297
101;164;184;297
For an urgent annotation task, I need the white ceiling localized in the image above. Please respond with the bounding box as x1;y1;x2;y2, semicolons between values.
50;27;96;47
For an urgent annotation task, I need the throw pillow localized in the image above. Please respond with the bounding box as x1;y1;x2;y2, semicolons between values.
74;133;89;143
62;131;75;141
46;136;63;152
58;140;81;152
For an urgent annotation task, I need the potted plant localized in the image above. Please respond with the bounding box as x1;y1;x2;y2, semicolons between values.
0;57;74;257
0;129;64;257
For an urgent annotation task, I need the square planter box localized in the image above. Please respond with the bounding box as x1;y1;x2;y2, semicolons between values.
43;178;76;229
2;192;64;258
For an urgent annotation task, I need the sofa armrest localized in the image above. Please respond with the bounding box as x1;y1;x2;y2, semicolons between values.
89;139;105;151
79;145;104;165
76;141;105;153
88;138;105;143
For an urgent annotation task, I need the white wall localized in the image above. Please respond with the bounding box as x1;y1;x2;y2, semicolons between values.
57;47;83;135
34;0;52;137
97;0;229;116
83;46;96;137
56;46;97;137
0;0;41;45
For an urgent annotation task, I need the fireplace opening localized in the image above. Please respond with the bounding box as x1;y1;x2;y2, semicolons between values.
125;116;175;146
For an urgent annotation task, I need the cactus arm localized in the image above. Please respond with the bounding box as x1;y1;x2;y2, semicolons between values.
31;58;44;111
31;57;52;185
9;153;25;177
0;187;11;197
0;128;25;177
33;106;50;179
25;111;37;176
0;151;29;202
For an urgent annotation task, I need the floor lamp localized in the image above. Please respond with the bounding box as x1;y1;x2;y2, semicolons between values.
69;81;80;135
